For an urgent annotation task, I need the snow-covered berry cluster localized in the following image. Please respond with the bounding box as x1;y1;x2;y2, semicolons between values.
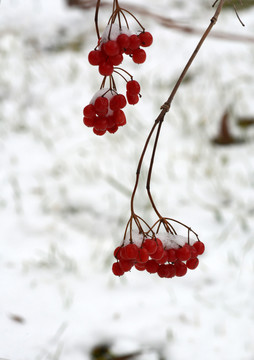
88;24;153;76
83;78;141;135
83;88;126;135
112;232;205;278
83;16;153;135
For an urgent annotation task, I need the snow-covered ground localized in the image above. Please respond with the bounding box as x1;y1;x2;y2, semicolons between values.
1;0;254;359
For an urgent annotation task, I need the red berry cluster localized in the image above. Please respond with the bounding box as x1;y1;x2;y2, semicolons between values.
88;25;153;76
112;239;205;278
83;79;141;135
83;89;127;135
84;22;153;135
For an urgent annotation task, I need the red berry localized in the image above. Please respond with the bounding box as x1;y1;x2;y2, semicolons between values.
93;128;106;136
157;264;169;278
83;117;95;127
88;50;105;66
135;263;146;271
136;247;149;263
107;124;118;134
125;243;139;260
117;34;130;50
174;261;187;277
151;242;164;260
104;40;120;57
110;94;127;111
114;246;121;259
112;262;124;276
119;259;133;272
193;241;205;255
106;115;116;129
83;104;96;118
120;246;128;260
109;54;123;66
129;34;141;50
156;239;163;247
167;248;177;262
186;257;199;270
139;32;153;47
126;80;141;95
94;116;108;131
142;238;157;255
117;94;127;109
115;110;126;126
145;259;159;274
132;48;146;64
99;62;114;76
176;244;191;261
165;264;176;278
94;97;108;116
126;92;139;105
124;48;133;55
156;250;168;264
190;245;198;258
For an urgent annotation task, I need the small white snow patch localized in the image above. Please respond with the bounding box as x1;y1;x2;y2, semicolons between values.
123;230;143;247
90;88;116;116
100;24;134;43
90;88;115;104
124;230;196;249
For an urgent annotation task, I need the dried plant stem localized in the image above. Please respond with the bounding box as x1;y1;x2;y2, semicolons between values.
130;0;226;218
95;0;101;39
130;120;159;215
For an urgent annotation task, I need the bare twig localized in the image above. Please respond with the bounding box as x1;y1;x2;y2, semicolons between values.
140;0;226;216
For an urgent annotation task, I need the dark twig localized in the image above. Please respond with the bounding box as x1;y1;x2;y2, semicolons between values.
135;0;226;216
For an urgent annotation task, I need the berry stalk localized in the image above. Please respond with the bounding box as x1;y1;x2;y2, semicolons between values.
130;0;226;218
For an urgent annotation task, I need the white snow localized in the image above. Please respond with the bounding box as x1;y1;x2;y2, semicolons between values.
100;24;134;43
123;230;196;248
89;87;115;116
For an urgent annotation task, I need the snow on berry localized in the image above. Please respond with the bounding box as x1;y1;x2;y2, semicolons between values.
91;24;153;69
112;230;205;279
83;88;128;135
88;25;133;75
100;24;133;43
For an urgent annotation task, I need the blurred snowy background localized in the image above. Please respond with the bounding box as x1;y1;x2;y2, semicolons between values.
1;0;254;359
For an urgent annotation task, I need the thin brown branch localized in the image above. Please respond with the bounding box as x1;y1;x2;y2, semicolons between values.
129;0;227;219
95;0;101;39
130;120;159;215
144;0;225;216
233;4;245;26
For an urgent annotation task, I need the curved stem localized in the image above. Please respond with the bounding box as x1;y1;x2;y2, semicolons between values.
146;115;165;219
143;0;225;218
120;10;129;29
119;8;145;31
163;0;225;111
95;0;101;40
113;70;129;83
163;217;200;239
114;67;133;79
135;215;155;235
130;119;160;214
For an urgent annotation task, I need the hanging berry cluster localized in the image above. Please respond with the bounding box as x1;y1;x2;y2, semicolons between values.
84;0;226;279
112;216;205;278
83;0;153;136
113;233;205;278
